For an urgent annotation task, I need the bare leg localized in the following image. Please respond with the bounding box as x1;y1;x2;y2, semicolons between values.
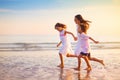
66;54;77;57
83;56;92;71
88;56;105;66
74;56;81;71
57;53;64;68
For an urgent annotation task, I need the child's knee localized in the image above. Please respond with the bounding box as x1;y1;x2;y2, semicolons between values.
81;55;86;58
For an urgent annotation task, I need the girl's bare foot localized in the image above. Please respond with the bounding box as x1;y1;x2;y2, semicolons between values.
100;60;105;66
73;67;80;71
57;64;64;68
84;67;92;71
66;54;70;57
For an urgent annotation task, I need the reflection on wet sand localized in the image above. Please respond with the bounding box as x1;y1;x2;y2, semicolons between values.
0;50;120;80
59;69;73;80
59;69;91;80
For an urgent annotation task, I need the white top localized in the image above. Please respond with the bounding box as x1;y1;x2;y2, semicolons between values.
75;24;90;56
74;25;81;55
59;30;73;55
60;30;69;46
76;24;81;45
79;32;90;53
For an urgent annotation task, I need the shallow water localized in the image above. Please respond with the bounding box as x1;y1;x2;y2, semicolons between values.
0;49;120;80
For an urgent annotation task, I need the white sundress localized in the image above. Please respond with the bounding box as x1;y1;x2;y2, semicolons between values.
74;25;91;56
79;33;90;53
74;24;82;56
59;30;73;55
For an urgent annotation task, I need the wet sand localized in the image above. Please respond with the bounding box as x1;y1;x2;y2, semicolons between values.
0;49;120;80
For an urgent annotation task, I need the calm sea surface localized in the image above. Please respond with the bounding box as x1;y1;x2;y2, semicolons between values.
0;35;119;51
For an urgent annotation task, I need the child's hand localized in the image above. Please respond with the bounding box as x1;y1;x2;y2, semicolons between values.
94;41;99;44
74;37;78;41
57;44;60;47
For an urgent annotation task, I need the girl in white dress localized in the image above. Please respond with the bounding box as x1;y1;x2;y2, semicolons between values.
74;14;104;70
55;23;77;68
68;14;104;71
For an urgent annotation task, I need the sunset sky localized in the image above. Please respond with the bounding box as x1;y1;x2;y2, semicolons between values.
0;0;120;40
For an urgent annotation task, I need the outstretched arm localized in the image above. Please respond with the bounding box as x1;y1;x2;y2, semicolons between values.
57;41;62;47
65;31;77;41
89;37;99;44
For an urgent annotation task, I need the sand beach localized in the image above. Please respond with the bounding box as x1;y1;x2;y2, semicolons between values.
0;49;120;80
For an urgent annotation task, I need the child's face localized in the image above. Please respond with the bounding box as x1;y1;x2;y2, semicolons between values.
74;17;80;25
77;26;82;33
55;27;63;32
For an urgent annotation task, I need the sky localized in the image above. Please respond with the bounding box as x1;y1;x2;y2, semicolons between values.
0;0;120;41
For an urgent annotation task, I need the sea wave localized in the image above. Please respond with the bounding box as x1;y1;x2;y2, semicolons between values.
0;42;119;51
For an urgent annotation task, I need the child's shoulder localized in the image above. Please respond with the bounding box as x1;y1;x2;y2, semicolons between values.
81;32;86;35
81;32;89;37
62;29;67;33
60;29;66;34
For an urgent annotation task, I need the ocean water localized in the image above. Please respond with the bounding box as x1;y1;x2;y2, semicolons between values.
0;35;119;51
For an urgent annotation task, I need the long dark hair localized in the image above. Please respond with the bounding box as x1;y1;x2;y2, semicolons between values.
80;25;87;34
55;23;67;29
75;14;91;30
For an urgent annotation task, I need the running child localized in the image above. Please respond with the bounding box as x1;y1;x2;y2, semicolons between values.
75;24;99;71
55;23;77;68
67;14;104;71
74;14;104;66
